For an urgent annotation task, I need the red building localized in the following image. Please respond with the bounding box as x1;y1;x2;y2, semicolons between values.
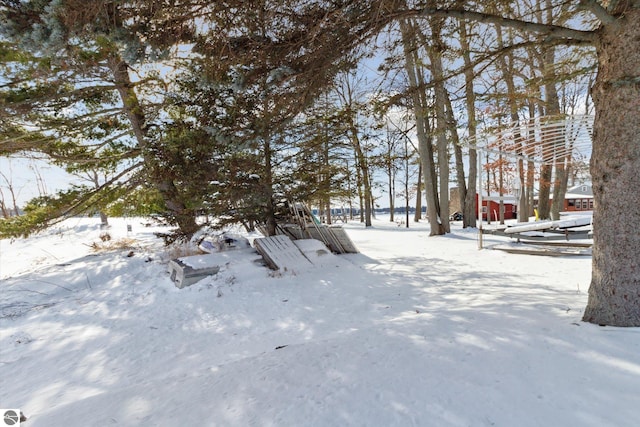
562;184;594;212
532;184;594;212
464;185;592;222
476;194;518;221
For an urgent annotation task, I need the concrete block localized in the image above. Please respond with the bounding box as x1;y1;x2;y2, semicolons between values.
168;258;220;289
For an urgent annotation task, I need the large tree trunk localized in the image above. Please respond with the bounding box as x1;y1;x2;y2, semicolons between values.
350;123;373;227
442;83;466;227
537;153;553;220
102;5;199;238
427;18;451;233
525;106;537;218
460;21;477;228
109;58;199;238
583;11;640;326
400;20;444;235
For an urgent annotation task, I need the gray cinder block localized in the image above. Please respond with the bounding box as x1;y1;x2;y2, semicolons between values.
168;258;220;289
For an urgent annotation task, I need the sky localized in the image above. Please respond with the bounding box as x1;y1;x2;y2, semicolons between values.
2;214;638;426
0;156;80;208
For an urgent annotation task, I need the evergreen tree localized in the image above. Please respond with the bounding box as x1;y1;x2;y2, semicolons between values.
0;0;200;238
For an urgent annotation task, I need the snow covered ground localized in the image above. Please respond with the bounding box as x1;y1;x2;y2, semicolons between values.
1;216;639;426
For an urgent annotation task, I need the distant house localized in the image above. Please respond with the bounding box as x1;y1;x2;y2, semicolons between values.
476;193;518;221
449;187;517;221
449;185;592;221
563;184;594;211
532;184;594;212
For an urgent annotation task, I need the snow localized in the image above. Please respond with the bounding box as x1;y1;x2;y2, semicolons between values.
503;215;592;233
1;216;639;426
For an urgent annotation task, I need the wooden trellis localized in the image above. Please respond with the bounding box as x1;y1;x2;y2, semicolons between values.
459;114;595;248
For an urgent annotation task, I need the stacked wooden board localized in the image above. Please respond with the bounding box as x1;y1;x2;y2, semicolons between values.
254;235;313;271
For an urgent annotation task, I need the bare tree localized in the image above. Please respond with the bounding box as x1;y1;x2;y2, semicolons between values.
0;160;27;217
334;72;375;227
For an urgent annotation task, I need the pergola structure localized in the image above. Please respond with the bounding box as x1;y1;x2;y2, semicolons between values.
459;114;595;248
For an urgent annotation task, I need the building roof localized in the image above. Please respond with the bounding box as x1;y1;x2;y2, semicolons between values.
565;184;593;197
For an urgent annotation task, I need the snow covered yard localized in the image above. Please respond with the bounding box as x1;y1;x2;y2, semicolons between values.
1;217;639;426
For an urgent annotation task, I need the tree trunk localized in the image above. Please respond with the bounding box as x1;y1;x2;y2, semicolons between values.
460;21;477;229
400;20;444;235
323;134;332;225
551;155;568;218
0;170;21;218
495;23;528;222
109;57;198;237
542;44;566;220
499;153;505;224
388;149;395;222
537;53;563;220
537;163;553;219
350;121;372;227
414;162;422;222
583;10;640;326
404;138;410;227
87;171;109;228
354;152;365;223
525;105;537;219
1;200;9;218
442;83;467;226
262;133;277;236
427;19;451;232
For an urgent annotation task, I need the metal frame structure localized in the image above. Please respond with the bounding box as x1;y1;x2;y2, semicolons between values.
459;115;595;249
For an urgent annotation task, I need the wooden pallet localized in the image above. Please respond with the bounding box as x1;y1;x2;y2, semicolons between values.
254;235;313;271
327;226;359;253
297;225;358;254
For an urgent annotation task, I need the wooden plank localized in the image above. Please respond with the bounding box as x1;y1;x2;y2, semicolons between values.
254;235;312;271
520;241;592;248
492;244;592;257
481;227;592;241
327;227;359;253
305;226;342;253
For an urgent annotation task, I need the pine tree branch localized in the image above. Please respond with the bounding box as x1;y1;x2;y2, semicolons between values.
0;133;55;155
1;84;118;109
54;162;144;219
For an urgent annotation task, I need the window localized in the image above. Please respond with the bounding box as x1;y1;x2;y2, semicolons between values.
582;200;589;209
568;199;575;207
589;200;594;209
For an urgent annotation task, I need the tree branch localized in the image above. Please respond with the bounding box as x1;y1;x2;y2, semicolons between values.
578;0;619;25
55;162;144;219
404;7;597;43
